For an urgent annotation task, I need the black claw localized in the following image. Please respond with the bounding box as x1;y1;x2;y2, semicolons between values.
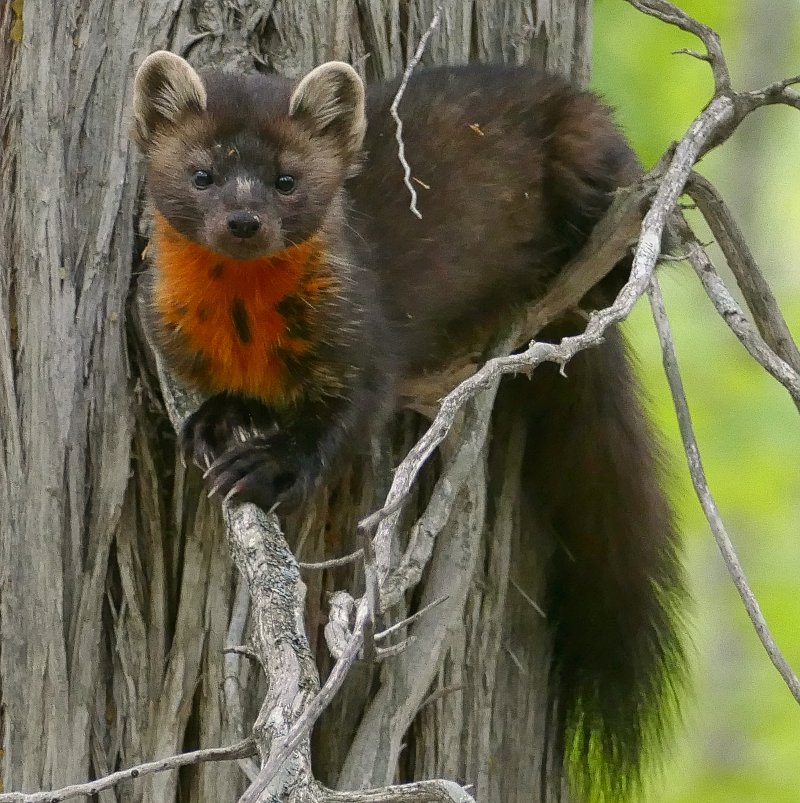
202;436;303;511
208;444;298;510
180;393;279;469
178;394;310;511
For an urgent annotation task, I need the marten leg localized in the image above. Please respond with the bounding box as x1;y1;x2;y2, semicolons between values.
183;366;390;512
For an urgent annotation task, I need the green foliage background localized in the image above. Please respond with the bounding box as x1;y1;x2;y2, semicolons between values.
592;2;800;800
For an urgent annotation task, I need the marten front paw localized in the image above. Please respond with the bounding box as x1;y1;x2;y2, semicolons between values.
202;433;309;512
180;394;278;469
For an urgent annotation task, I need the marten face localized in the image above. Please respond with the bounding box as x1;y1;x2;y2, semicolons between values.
133;53;366;260
143;118;347;259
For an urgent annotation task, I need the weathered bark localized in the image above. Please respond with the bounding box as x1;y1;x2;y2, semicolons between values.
0;1;590;800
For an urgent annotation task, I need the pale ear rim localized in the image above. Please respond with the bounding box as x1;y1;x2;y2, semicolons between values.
288;61;366;157
288;61;364;116
133;51;207;145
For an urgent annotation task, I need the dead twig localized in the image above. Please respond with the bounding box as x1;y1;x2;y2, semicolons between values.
223;645;261;662
626;0;730;92
323;780;475;802
685;172;800;397
375;595;449;641
224;574;260;781
647;277;800;705
390;3;444;219
360;514;380;662
0;740;257;803
238;604;370;802
509;577;547;619
299;549;364;571
670;215;800;407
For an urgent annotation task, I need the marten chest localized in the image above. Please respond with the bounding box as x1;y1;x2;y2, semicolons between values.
150;216;329;406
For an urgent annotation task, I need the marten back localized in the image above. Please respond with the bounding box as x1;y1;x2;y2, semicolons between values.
351;65;640;370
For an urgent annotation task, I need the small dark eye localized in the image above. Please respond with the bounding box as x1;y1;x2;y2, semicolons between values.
192;169;213;189
275;174;295;194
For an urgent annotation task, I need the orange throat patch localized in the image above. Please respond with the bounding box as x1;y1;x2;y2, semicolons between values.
150;213;329;406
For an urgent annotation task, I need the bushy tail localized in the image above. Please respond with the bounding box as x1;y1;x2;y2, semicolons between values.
517;324;688;801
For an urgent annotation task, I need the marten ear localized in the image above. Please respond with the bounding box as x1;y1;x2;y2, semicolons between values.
133;51;207;147
289;62;366;161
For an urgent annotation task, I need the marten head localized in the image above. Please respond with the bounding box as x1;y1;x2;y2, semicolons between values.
133;52;366;260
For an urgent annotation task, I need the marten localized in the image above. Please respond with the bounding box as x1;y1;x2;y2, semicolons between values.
133;52;686;802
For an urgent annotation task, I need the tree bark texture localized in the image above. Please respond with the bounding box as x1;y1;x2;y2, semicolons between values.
0;1;590;800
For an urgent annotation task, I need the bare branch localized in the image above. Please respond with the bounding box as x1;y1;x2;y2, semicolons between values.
225;503;317;801
390;3;444;219
647;277;800;705
509;577;547;619
363;51;800;581
685;172;800;397
360;514;380;662
339;440;489;787
741;75;800;112
239;605;369;802
224;575;260;781
375;638;415;660
418;684;466;712
671;47;712;64
299;549;364;571
223;645;261;662
626;0;730;92
669;215;800;406
0;740;257;803
378;347;508;610
324;779;475;802
504;647;527;676
367;142;692;589
361;176;654;534
375;595;449;641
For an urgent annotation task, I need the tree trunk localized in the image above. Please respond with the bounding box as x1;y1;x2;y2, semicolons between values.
0;1;590;800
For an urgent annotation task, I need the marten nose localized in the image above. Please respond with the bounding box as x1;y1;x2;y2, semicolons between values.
227;211;261;239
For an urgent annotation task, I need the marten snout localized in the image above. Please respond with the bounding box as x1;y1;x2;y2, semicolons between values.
201;199;281;258
227;210;261;239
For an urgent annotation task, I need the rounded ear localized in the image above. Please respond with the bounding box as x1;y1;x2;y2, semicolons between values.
289;62;366;161
133;51;207;147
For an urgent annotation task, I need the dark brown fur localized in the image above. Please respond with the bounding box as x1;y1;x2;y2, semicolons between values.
133;56;686;802
353;67;641;368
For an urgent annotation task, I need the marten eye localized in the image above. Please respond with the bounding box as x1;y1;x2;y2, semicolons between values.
275;175;296;194
192;169;213;189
